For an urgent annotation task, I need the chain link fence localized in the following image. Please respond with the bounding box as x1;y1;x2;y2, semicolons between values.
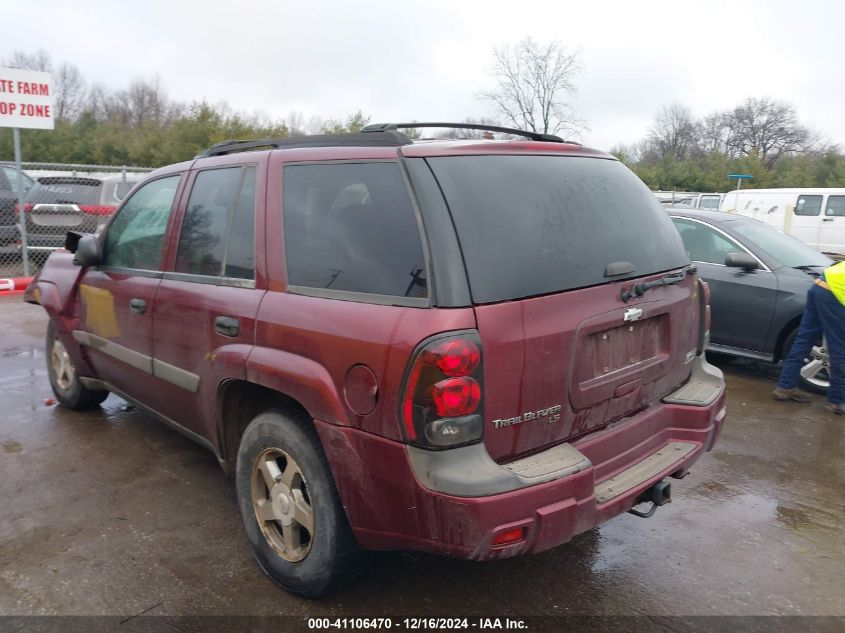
0;162;153;279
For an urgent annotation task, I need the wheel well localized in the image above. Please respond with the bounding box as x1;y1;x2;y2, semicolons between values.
774;317;801;362
216;380;312;474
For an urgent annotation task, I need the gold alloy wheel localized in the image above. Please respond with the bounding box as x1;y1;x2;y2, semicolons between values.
251;447;315;562
51;336;75;391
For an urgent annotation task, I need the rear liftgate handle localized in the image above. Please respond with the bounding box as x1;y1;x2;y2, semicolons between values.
215;316;240;337
129;298;146;315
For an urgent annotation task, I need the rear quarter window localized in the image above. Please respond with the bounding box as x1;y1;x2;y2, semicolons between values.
282;162;428;300
425;155;688;303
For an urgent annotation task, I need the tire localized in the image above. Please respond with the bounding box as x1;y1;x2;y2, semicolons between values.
783;329;829;395
235;409;369;597
46;321;109;409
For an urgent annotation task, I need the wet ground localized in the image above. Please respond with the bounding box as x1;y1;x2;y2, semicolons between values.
1;294;843;622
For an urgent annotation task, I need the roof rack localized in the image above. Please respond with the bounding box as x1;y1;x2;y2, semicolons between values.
195;131;413;158
362;122;568;143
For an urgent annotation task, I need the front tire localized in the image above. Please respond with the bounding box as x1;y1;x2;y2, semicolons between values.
46;321;109;409
235;409;368;597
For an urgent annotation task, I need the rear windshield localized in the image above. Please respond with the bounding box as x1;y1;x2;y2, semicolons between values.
26;179;101;205
425;155;688;303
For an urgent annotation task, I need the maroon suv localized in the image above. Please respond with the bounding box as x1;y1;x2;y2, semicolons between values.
25;123;726;597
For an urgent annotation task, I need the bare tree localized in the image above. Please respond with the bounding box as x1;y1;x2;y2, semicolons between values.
435;117;503;139
53;63;87;121
3;49;52;72
695;112;730;155
480;38;583;136
609;141;647;164
723;97;815;168
104;77;180;128
646;103;698;161
285;111;307;136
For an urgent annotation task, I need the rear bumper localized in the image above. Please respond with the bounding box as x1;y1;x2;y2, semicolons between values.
316;359;726;560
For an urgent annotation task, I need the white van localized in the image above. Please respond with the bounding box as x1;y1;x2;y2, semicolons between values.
720;188;845;257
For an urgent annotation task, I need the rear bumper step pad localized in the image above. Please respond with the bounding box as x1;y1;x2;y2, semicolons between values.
594;441;696;503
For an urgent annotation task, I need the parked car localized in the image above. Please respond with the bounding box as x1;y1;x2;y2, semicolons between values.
19;174;140;257
670;209;833;393
719;187;845;258
26;123;725;597
0;165;34;246
674;193;724;210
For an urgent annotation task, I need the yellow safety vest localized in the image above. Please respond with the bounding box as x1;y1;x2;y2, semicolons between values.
823;261;845;306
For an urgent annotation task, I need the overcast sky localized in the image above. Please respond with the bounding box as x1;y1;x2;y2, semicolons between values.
4;0;842;151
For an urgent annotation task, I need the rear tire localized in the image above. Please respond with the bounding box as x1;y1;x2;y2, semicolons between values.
783;329;829;395
46;321;109;409
235;408;369;597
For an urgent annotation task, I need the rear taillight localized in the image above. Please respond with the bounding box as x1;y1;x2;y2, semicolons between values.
492;527;526;547
698;279;711;353
79;205;117;216
13;204;33;215
400;331;484;449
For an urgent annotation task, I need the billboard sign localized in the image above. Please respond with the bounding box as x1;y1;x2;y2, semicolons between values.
0;67;54;130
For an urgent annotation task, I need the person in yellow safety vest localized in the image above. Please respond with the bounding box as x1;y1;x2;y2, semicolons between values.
774;261;845;414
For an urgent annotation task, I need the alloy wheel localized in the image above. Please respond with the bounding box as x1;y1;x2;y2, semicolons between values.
51;336;75;391
251;447;315;562
800;341;830;390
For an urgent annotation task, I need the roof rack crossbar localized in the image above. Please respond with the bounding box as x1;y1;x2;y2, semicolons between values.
362;122;569;144
195;131;413;158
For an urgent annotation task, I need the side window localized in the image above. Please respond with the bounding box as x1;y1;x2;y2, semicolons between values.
1;167;33;192
672;218;744;265
174;166;256;279
175;168;241;276
699;196;720;210
825;195;845;217
103;175;180;270
283;162;427;298
795;195;822;216
224;166;256;279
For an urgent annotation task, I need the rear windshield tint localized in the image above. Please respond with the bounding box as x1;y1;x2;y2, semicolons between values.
26;180;101;205
425;155;688;303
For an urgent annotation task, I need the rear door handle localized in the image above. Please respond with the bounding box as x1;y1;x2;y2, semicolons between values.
129;298;146;315
215;316;240;337
823;218;834;222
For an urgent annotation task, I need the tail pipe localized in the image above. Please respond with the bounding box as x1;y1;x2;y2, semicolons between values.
628;480;672;518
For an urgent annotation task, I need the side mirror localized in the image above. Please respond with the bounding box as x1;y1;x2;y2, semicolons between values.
725;252;758;271
72;234;102;267
64;230;83;253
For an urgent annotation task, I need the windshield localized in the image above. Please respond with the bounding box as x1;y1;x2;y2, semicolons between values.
726;217;832;268
425;155;689;303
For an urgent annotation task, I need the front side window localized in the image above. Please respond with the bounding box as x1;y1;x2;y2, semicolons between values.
282;162;427;298
103;175;180;270
795;195;822;216
672;218;745;266
825;195;845;217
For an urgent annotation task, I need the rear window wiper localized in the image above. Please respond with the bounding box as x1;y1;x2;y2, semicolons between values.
621;265;697;303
